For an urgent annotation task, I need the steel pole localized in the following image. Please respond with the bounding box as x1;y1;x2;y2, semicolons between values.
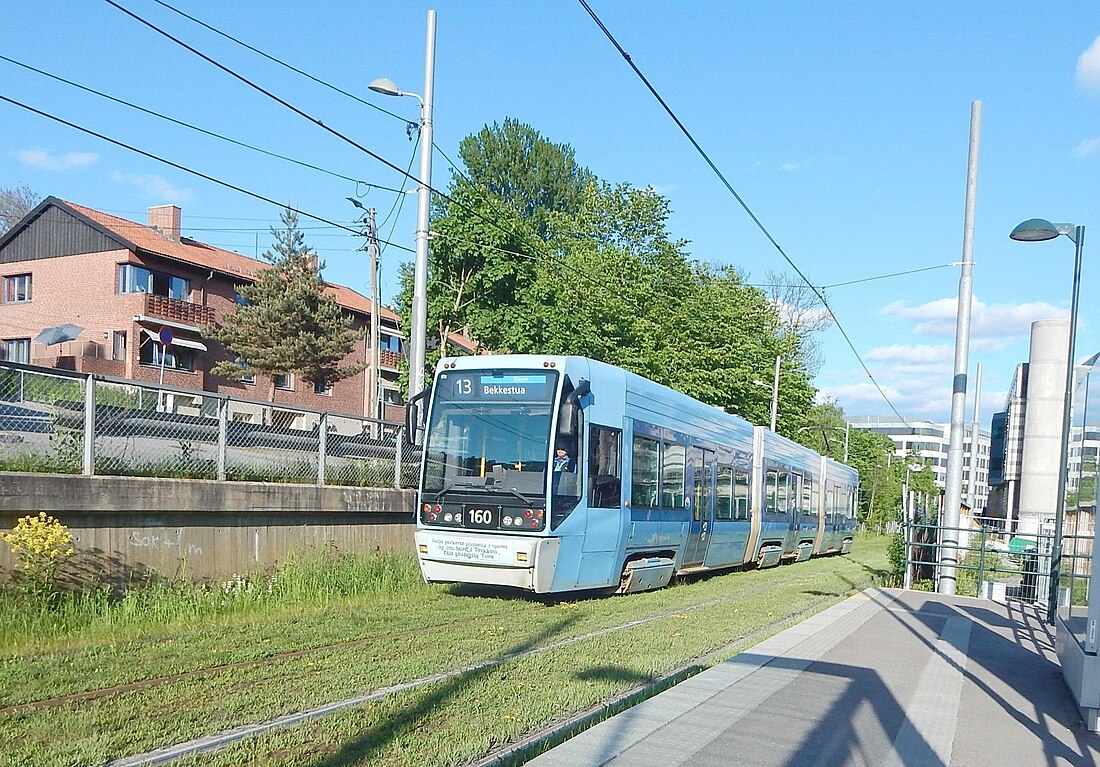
940;100;982;595
1049;226;1084;623
770;355;780;432
409;10;436;405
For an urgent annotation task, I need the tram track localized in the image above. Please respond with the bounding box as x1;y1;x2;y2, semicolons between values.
88;566;855;767
3;563;828;718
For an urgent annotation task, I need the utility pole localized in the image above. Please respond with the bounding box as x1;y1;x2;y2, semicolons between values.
367;208;381;438
940;100;982;596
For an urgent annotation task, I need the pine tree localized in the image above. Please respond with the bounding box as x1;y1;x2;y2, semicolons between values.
208;209;363;404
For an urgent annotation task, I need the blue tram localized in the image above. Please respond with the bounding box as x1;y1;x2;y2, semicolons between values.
413;355;858;594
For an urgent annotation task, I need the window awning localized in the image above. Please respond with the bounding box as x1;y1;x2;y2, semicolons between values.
141;329;208;352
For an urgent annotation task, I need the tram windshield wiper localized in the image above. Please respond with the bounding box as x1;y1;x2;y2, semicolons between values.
434;476;490;501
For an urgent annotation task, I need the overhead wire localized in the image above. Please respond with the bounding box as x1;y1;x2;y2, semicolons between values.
0;54;403;197
102;0;558;270
0;94;416;256
148;0;412;125
577;0;910;427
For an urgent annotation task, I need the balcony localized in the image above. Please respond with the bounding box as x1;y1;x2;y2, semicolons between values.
377;349;406;370
143;294;216;327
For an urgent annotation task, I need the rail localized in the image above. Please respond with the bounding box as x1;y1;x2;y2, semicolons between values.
900;517;1093;610
0;361;422;489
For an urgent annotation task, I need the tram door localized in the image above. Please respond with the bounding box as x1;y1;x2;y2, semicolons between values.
684;447;714;566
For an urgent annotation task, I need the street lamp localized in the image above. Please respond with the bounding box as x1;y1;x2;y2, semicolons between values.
369;9;436;414
1010;217;1086;624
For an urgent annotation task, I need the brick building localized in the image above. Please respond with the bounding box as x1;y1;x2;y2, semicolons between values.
0;197;417;421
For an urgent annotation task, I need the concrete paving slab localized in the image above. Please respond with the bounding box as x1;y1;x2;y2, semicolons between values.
527;588;1100;767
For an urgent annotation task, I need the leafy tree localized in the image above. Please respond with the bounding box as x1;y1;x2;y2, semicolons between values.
456;117;594;239
0;184;41;235
405;120;825;436
207;209;363;404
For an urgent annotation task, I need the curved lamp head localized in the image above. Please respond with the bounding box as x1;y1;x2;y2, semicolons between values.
1010;218;1060;242
368;77;402;97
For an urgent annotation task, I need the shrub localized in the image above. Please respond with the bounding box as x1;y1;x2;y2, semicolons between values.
1;512;75;598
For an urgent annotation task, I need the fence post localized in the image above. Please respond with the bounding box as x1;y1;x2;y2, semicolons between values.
317;412;328;486
394;426;403;490
977;525;988;598
904;490;914;591
82;374;96;476
217;397;228;481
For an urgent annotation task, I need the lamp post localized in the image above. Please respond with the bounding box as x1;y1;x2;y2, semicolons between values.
1010;217;1086;624
369;9;436;408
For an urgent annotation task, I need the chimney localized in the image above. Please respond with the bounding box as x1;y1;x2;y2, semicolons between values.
148;205;182;241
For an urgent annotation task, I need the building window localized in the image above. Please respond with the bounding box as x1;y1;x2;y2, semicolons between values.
314;376;331;395
382;388;403;405
379;333;404;353
2;274;31;303
234;359;254;384
274;373;292;390
118;264;189;300
111;331;127;361
2;338;30;363
139;339;194;371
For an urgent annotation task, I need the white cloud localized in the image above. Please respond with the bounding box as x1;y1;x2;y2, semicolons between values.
865;343;951;362
110;172;192;203
16;149;98;171
779;160;807;172
1077;35;1100;92
1075;137;1100;157
881;295;1065;338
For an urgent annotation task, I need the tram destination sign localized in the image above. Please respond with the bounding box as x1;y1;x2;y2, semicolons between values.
442;371;556;402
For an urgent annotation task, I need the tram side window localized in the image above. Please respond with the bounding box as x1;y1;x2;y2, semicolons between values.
662;443;686;510
802;477;816;518
810;480;820;519
848;488;858;521
588;426;622;508
716;465;734;520
776;470;790;514
631;435;660;508
734;470;750;520
790;473;802;516
765;469;778;514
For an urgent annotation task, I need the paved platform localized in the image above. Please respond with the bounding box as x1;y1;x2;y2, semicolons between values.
528;588;1100;767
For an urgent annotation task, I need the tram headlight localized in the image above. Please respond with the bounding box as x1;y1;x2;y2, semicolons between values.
502;517;512;526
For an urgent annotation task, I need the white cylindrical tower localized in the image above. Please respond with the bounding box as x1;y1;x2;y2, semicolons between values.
1017;319;1070;536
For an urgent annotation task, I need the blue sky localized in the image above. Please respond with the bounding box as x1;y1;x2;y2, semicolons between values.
2;2;1098;427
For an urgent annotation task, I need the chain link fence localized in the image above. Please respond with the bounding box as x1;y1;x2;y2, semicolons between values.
0;362;422;489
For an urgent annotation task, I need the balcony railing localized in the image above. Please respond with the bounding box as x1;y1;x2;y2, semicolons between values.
144;294;216;327
378;349;406;369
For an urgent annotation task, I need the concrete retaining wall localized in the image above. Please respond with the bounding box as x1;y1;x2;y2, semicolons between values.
0;473;416;586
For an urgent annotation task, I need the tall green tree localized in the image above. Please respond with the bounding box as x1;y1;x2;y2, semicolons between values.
406;119;826;436
457;117;594;239
208;209;363;403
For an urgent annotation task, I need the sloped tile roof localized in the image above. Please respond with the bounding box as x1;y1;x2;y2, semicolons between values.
60;199;399;324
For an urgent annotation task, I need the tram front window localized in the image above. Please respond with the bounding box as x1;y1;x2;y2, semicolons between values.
423;370;558;497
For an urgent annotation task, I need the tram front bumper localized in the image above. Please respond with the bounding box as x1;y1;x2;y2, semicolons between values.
415;530;561;592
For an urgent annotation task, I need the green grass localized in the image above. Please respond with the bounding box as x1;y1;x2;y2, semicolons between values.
0;534;892;767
